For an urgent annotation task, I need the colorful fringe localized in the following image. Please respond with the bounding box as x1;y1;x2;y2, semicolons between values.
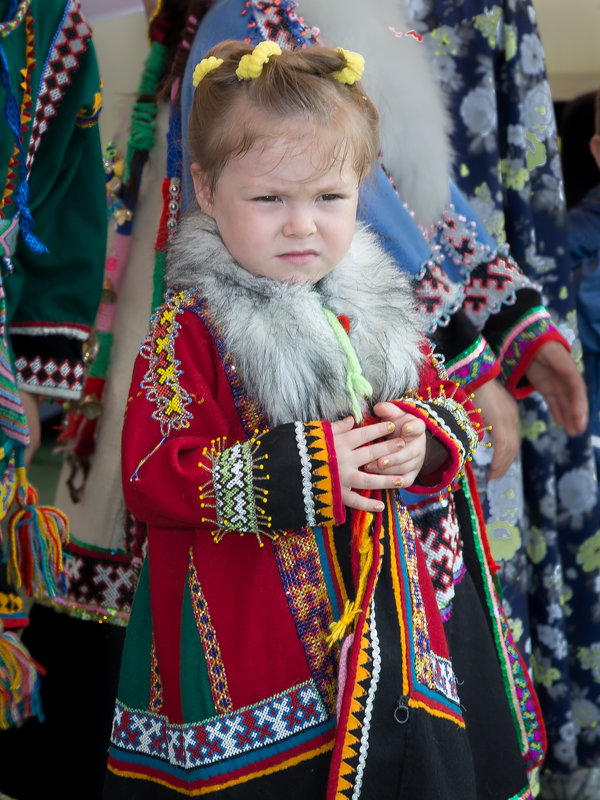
0;625;44;729
4;465;68;599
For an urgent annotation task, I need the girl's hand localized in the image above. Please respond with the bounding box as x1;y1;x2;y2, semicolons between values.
363;402;428;487
331;416;418;512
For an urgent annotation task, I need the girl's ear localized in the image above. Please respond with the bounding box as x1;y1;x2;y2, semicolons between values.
190;163;214;216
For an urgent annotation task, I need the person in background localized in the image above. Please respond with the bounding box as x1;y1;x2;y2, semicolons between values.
567;87;600;478
0;0;105;753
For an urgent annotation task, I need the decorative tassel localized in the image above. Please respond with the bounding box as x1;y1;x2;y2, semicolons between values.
5;465;69;598
327;510;374;648
0;624;45;729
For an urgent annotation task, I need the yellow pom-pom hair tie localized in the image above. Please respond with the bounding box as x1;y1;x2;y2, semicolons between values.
332;47;364;85
236;41;282;80
192;56;224;88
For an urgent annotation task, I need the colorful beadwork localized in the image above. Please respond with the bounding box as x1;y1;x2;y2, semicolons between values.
26;0;92;169
188;551;232;715
139;291;195;437
273;531;339;715
110;680;331;771
445;334;498;388
0;0;30;38
409;493;465;622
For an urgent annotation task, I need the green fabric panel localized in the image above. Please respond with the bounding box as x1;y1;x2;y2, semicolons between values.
180;577;217;724
1;0;106;330
117;559;153;708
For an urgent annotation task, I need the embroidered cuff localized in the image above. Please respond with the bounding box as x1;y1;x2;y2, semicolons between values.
11;328;89;399
444;334;500;392
461;249;536;331
496;308;569;399
392;393;481;492
203;421;345;545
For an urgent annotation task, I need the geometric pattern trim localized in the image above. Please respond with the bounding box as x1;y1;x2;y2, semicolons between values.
408;493;465;622
109;680;329;772
445;334;498;389
26;0;92;169
140;290;196;437
14;353;84;398
187;551;233;715
249;0;313;50
273;531;338;715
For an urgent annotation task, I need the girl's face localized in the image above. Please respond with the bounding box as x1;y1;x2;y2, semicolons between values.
191;133;360;284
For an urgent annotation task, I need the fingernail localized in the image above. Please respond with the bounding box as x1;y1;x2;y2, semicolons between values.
405;425;413;434
374;502;384;512
393;477;403;487
382;458;390;468
396;440;405;449
387;422;395;432
365;464;374;472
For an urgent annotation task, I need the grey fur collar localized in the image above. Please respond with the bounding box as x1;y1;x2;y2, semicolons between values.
167;213;424;425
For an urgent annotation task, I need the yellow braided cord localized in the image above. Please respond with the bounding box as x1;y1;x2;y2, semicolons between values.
236;41;282;80
332;47;364;85
192;56;224;87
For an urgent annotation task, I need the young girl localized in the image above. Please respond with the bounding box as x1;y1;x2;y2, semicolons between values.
104;41;542;799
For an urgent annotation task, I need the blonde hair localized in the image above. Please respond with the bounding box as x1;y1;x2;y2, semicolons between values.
188;40;380;194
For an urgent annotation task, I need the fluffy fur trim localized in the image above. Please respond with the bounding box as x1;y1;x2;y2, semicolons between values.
298;0;452;225
167;213;424;425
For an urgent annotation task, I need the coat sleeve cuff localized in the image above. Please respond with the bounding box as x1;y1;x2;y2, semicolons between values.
444;333;500;392
391;393;481;493
207;420;345;542
496;308;570;399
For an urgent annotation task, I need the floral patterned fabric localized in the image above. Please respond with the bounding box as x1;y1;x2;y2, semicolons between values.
403;0;600;790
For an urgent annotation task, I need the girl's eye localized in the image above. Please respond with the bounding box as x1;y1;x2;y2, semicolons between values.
254;195;280;203
319;194;341;202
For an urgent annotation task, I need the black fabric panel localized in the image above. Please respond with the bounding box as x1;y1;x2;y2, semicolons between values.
102;749;331;800
0;604;126;800
258;422;307;530
445;575;531;800
431;308;480;363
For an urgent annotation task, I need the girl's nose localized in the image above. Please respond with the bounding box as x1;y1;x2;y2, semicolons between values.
282;205;317;237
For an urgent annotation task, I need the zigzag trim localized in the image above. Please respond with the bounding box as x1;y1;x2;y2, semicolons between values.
302;421;337;526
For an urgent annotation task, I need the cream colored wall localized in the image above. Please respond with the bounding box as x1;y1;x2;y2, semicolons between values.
89;11;151;148
534;0;600;99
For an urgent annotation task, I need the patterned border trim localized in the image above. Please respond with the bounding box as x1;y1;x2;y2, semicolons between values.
188;550;232;715
272;531;338;716
445;334;499;391
212;440;259;533
414;258;464;334
26;0;92;169
15;353;84;398
35;540;135;625
149;635;164;713
247;0;313;49
301;421;343;527
294;421;316;527
9;322;91;339
109;680;330;773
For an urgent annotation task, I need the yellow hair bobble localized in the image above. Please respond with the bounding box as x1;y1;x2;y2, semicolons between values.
192;56;224;87
236;41;282;80
332;47;364;85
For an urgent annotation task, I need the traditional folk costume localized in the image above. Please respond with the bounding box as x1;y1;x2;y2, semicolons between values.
105;214;543;799
0;0;104;736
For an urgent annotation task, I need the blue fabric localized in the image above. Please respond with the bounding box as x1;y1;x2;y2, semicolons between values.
568;184;600;354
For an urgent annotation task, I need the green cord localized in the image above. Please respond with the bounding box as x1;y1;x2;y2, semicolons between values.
124;41;169;183
322;308;372;423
